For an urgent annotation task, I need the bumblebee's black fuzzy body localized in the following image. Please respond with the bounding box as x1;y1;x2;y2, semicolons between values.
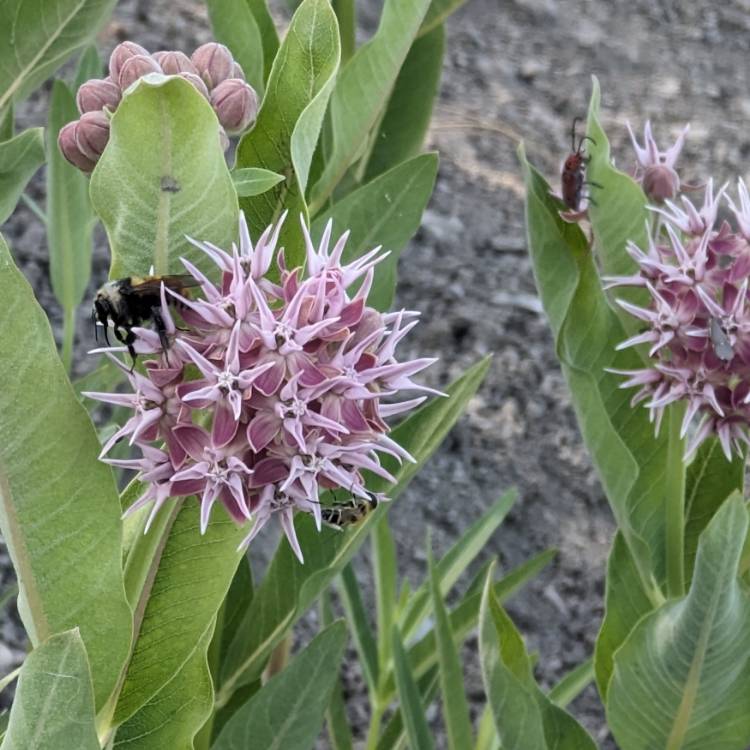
321;492;379;530
92;274;196;365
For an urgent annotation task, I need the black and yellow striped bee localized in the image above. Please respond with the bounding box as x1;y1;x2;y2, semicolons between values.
321;491;380;530
92;274;198;363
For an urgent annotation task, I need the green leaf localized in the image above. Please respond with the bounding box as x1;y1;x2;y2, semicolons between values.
247;0;279;83
400;490;518;641
74;45;103;90
217;554;255;674
607;495;750;750
684;439;745;582
90;75;238;278
235;0;340;269
0;235;131;710
47;80;94;369
373;516;397;667
113;627;214;750
479;567;597;750
520;142;669;595
392;626;436;750
474;705;499;750
380;548;555;704
112;502;245;725
594;531;653;700
0;0;116;112
547;658;594;709
0;104;12;141
218;357;491;700
320;592;354;750
339;563;379;693
376;666;440;750
429;549;473;750
0;630;98;750
232;167;285;197
208;0;265;95
332;0;356;63
363;24;444;182
213;621;347;750
309;0;432;207
0;127;45;224
311;152;438;310
419;0;469;36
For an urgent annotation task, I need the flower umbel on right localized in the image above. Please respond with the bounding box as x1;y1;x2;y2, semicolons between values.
607;159;750;460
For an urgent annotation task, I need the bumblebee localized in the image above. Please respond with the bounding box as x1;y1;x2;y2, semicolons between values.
92;274;197;363
321;491;380;530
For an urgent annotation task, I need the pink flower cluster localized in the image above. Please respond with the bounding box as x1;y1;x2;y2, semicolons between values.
607;170;750;460
84;214;437;561
59;41;258;173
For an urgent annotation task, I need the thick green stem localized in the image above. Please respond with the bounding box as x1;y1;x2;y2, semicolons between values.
365;699;385;750
665;403;686;598
61;306;75;373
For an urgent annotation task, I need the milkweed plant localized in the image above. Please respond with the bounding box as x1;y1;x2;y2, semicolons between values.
0;0;748;749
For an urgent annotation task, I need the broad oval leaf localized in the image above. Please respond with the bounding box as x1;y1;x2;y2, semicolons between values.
312;152;438;310
363;23;444;182
235;0;340;268
608;495;750;750
309;0;433;207
0;236;131;710
217;356;491;699
212;621;347;750
112;501;245;725
90;74;238;278
0;630;98;750
0;0;116;112
0;126;45;224
113;626;214;750
521;143;672;594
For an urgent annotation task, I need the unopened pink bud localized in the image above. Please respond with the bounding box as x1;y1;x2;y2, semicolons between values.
211;78;258;134
642;165;681;203
75;111;110;162
178;71;210;100
109;41;150;81
76;77;121;114
153;50;197;76
191;43;234;89
58;121;96;173
118;54;162;91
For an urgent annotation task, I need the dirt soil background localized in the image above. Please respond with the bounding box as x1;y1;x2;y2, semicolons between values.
1;0;746;746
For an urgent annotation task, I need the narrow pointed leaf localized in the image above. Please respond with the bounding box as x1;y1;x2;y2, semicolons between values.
232;167;285;197
0;0;116;111
235;0;340;267
0;630;98;750
392;626;435;750
608;495;750;750
429;551;473;750
310;0;432;206
90;75;238;278
547;658;594;709
373;515;397;666
247;0;279;82
311;152;438;310
419;0;469;37
213;621;347;750
0;127;45;223
218;356;491;698
332;0;356;63
74;45;103;90
0;236;131;710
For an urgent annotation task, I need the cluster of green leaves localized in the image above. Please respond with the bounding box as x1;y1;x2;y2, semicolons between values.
0;0;557;748
521;77;750;750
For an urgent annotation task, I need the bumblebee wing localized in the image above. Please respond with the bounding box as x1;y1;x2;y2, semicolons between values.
128;275;201;295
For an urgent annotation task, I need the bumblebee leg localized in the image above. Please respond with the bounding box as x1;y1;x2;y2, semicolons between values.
151;306;171;366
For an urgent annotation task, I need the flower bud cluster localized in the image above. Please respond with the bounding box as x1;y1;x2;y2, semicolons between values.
607;166;750;460
59;41;258;173
85;214;438;561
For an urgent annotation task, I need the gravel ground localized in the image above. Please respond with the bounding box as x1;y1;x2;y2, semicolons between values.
1;0;745;746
